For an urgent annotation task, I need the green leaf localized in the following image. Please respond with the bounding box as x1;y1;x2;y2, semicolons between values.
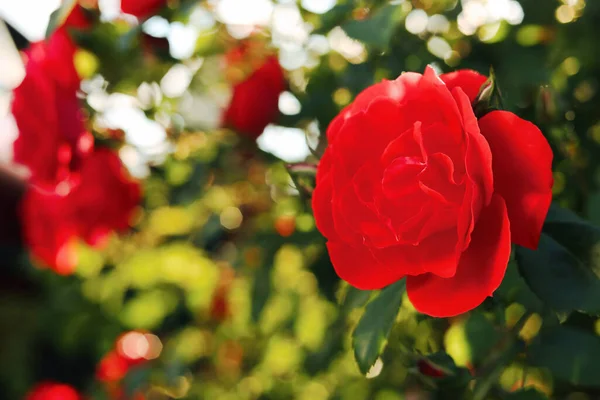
313;3;354;34
251;263;272;323
463;312;501;366
342;286;372;313
586;191;600;227
527;326;600;387
352;279;405;374
504;389;549;400
341;5;401;48
495;260;544;312
516;205;600;314
46;0;77;39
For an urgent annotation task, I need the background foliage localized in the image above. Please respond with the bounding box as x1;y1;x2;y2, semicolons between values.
3;0;600;399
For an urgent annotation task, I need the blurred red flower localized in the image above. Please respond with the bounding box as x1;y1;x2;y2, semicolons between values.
222;44;286;139
20;149;140;274
12;29;90;185
20;186;79;275
67;149;141;247
25;382;81;400
96;350;132;382
121;0;166;19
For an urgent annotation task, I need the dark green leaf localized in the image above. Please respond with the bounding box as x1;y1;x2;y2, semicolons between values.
46;0;77;39
341;5;401;48
352;279;405;374
504;389;548;400
342;286;372;313
464;312;501;366
586;191;600;227
517;205;600;314
251;263;273;323
527;326;600;387
495;260;544;312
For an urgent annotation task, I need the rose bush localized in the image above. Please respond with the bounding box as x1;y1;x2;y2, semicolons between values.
312;66;553;317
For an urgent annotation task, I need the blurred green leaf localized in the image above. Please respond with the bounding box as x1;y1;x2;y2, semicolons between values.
251;263;273;323
313;3;354;34
504;389;549;400
342;5;401;48
46;0;77;39
527;326;600;387
587;191;600;226
517;205;600;314
464;312;501;366
352;280;405;375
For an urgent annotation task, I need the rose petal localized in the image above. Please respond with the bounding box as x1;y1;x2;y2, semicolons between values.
381;122;423;165
440;69;487;103
350;72;422;115
452;87;494;251
312;171;336;240
406;194;511;317
374;228;461;278
478;111;553;249
452;87;494;206
327;241;405;290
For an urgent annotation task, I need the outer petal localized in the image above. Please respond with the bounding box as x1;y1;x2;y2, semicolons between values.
406;194;510;317
311;171;336;240
373;229;461;278
350;72;422;115
478;111;553;249
440;70;487;103
327;241;405;290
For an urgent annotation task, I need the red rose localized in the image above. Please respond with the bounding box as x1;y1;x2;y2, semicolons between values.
312;67;553;317
97;332;150;383
12;29;90;185
96;350;131;382
67;149;141;247
21;185;79;275
121;0;166;19
25;382;81;400
20;149;140;274
222;50;286;138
